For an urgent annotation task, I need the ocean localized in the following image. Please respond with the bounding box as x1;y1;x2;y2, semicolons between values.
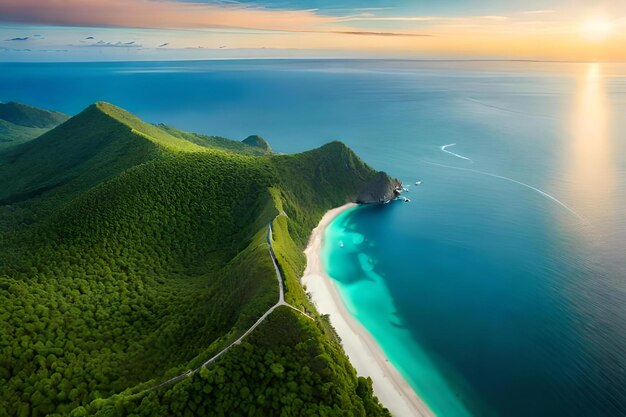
2;59;625;416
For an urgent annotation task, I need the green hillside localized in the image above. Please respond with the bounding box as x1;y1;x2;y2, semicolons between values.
0;120;49;149
0;102;208;206
0;102;68;128
158;125;268;156
0;102;396;417
0;102;69;150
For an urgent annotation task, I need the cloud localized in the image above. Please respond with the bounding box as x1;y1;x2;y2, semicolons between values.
338;14;509;23
83;40;142;47
337;15;441;23
333;30;431;37
3;34;44;41
522;10;555;15
353;8;391;11
480;16;509;21
0;0;336;32
0;0;436;38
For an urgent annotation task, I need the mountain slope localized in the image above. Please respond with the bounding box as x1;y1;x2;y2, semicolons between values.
0;120;49;149
0;102;206;205
242;134;272;153
0;102;69;150
0;102;396;417
158;124;269;156
0;102;68;129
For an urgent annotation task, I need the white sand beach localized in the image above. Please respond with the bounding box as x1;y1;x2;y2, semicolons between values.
302;203;434;417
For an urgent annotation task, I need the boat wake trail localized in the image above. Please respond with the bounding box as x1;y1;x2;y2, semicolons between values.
420;159;587;222
441;143;473;162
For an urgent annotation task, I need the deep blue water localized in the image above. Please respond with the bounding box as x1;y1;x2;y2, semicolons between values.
2;59;625;416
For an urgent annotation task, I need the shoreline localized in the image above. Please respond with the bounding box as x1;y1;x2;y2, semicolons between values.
302;203;434;417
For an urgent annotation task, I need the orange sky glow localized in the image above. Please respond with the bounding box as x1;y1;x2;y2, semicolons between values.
0;0;624;61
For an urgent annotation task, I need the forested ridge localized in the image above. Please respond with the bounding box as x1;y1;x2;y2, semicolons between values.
0;102;69;151
0;102;395;417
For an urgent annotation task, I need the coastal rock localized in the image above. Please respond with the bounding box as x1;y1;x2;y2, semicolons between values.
356;172;402;204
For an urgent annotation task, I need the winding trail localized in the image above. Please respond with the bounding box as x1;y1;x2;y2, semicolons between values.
149;220;312;392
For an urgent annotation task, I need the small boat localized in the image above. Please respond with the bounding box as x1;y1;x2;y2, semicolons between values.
383;199;391;204
339;241;345;248
415;180;422;185
404;198;411;203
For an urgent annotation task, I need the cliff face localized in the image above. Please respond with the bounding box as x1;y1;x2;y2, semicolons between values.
356;171;402;204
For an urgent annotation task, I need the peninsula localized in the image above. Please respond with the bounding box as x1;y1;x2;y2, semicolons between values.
0;102;409;416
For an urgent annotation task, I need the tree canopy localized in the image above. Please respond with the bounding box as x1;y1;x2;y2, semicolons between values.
0;102;393;417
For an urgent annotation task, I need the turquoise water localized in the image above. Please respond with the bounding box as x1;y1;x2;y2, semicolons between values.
318;62;626;416
323;206;474;417
1;60;625;416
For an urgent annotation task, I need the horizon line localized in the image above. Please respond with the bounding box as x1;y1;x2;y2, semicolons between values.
2;57;626;64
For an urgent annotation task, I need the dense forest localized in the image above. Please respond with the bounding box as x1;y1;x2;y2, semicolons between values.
0;102;68;150
0;102;395;417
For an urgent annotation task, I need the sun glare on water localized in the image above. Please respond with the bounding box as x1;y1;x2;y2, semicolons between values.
582;17;614;41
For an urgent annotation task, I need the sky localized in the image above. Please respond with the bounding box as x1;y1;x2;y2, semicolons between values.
0;0;625;61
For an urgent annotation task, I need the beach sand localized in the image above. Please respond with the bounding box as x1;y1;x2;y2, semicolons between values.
302;203;434;417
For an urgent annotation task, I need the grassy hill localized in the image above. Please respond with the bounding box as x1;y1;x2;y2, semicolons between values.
0;102;396;417
158;125;269;156
0;102;69;150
